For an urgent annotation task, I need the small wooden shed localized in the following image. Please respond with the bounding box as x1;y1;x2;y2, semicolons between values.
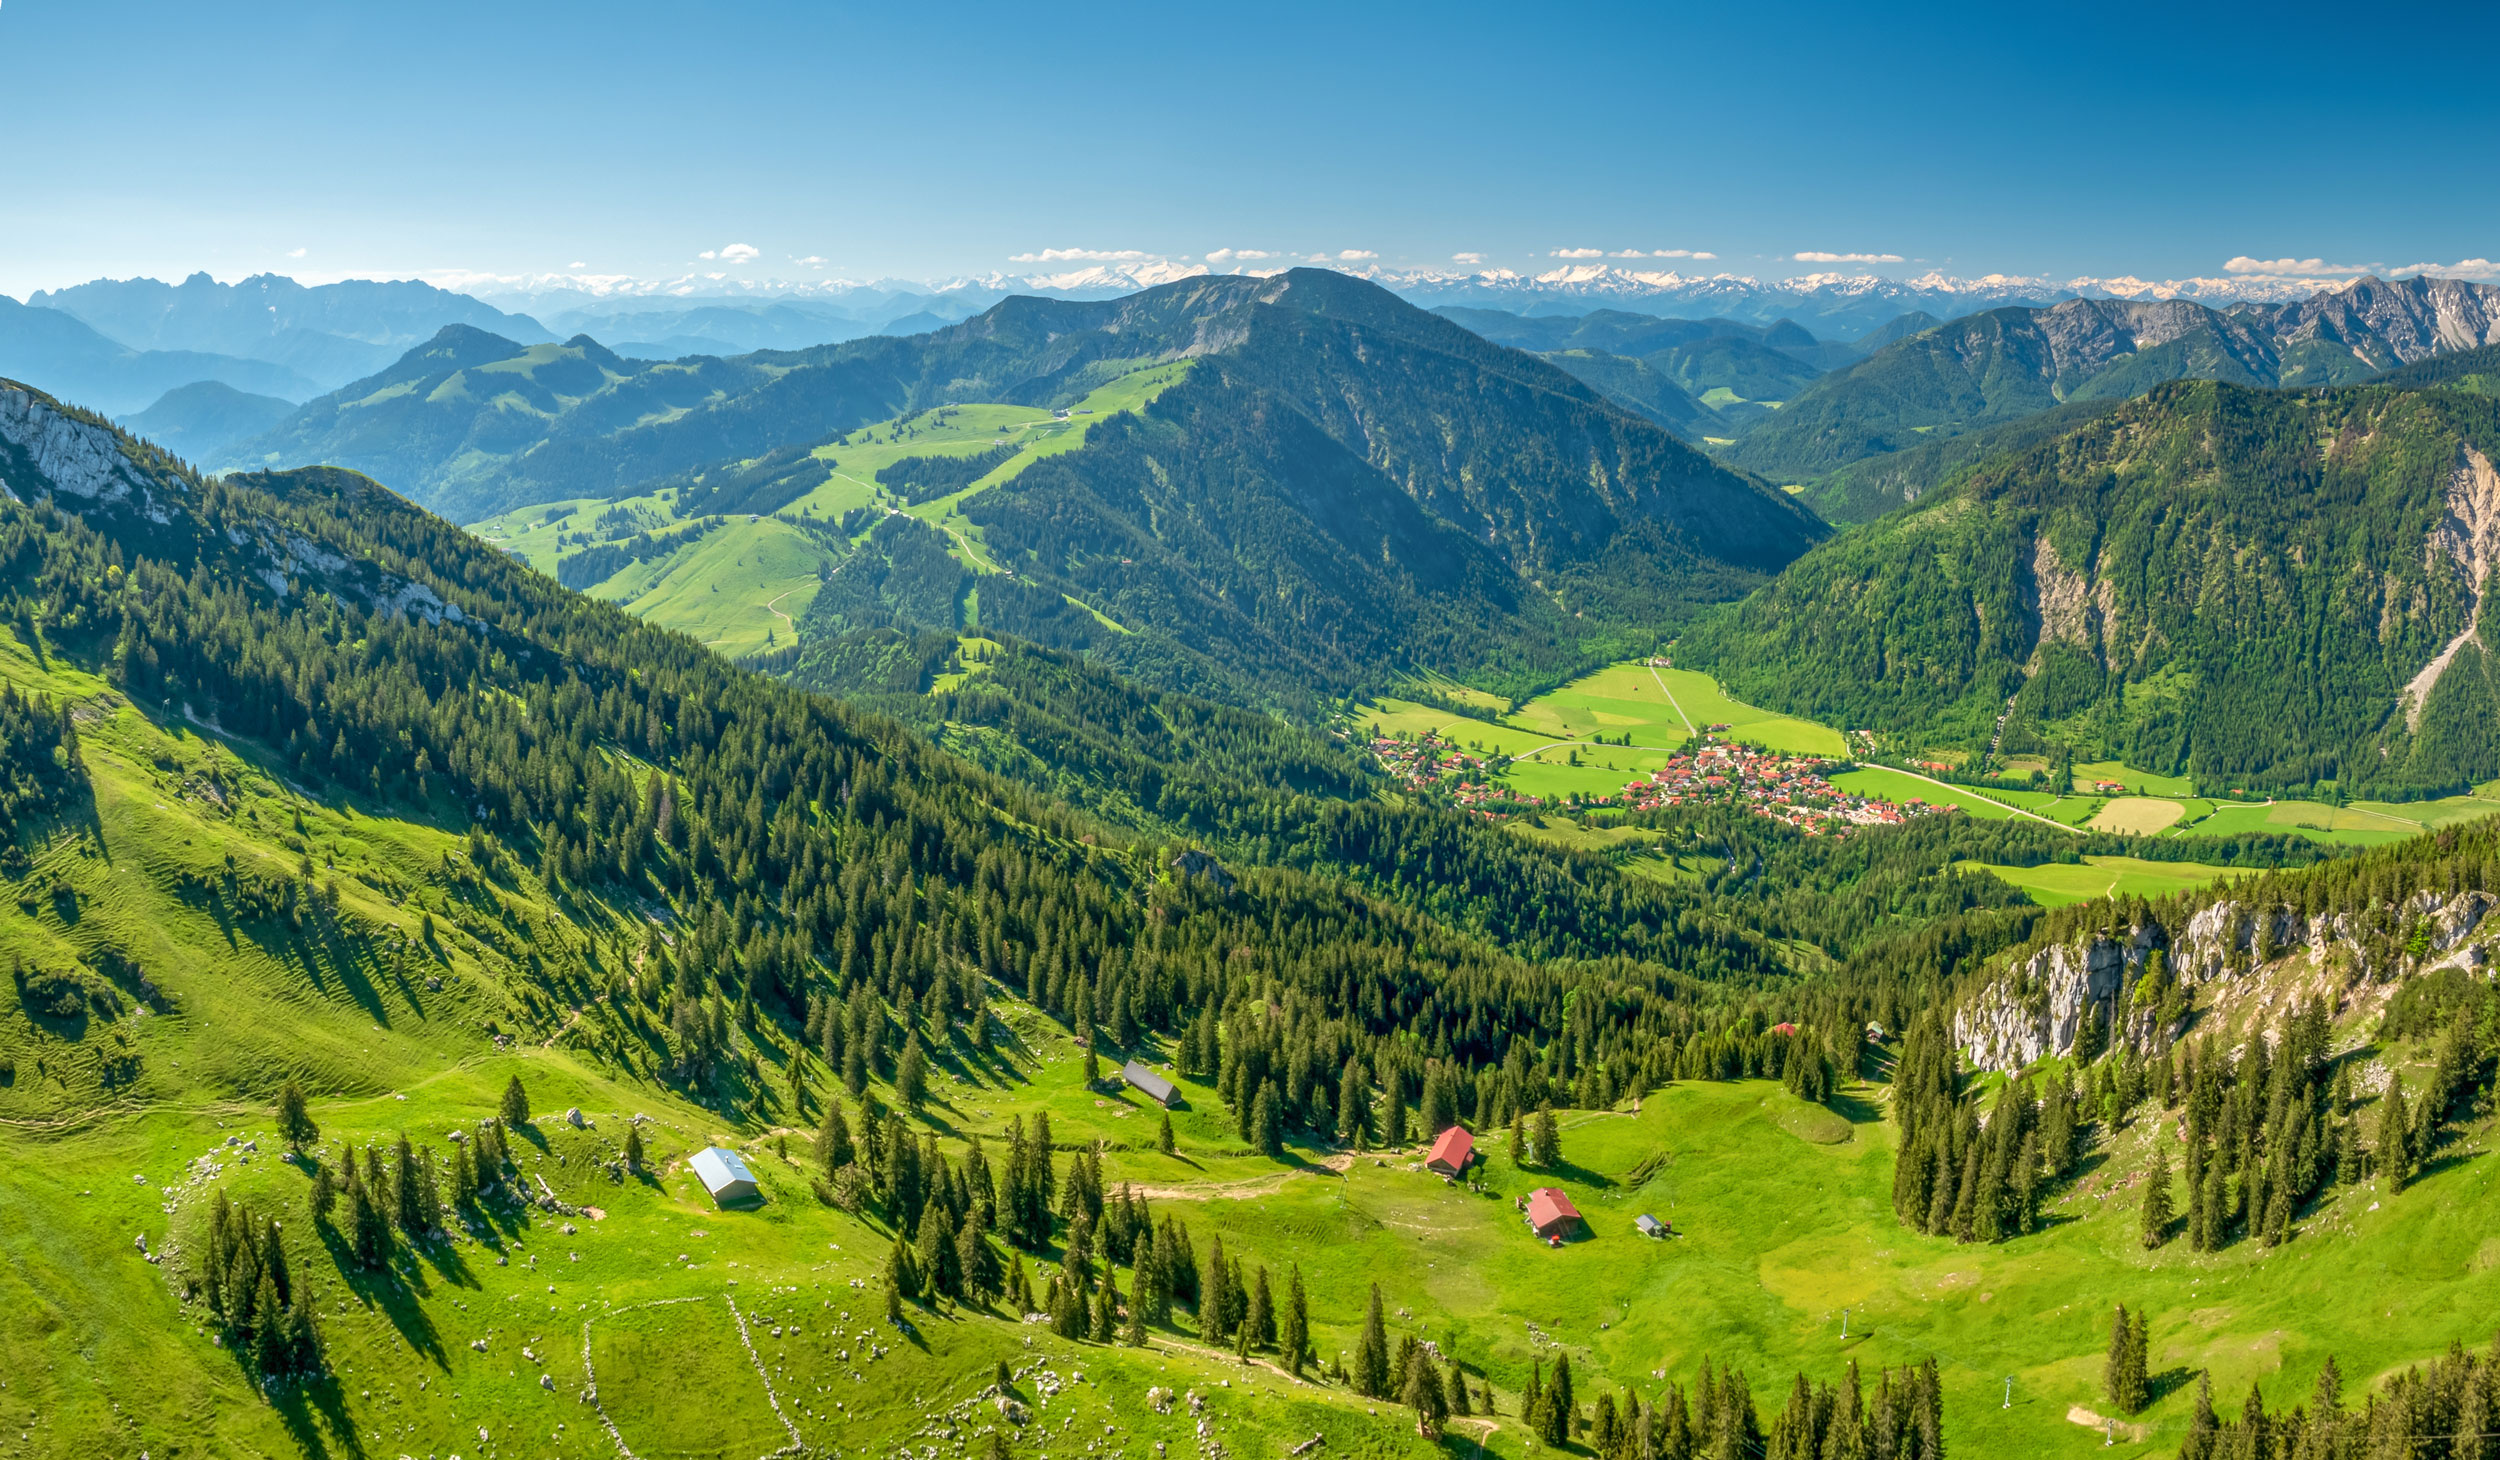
690;1146;760;1206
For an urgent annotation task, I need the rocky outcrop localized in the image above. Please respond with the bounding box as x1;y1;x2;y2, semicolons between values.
0;382;474;631
1954;923;2160;1073
2399;447;2500;729
0;386;192;524
1955;890;2499;1072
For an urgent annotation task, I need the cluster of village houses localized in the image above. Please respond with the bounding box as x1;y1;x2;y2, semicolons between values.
1615;741;1940;834
1364;728;1943;835
1364;732;1542;810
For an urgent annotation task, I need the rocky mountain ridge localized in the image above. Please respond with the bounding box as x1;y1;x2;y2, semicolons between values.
1955;887;2497;1074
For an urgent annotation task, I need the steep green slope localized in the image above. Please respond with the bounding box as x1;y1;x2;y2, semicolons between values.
2375;341;2500;396
1794;400;2125;526
1681;380;2500;798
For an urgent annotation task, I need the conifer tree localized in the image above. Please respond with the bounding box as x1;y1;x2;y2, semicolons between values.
500;1075;531;1127
276;1078;318;1151
896;1034;928;1111
1405;1349;1448;1438
1282;1265;1310;1376
1248;1266;1275;1350
2376;1074;2412;1191
1544;1352;1576;1445
623;1124;644;1173
2181;1370;2218;1460
1353;1283;1389;1398
1157;1111;1175;1155
2141;1144;2173;1249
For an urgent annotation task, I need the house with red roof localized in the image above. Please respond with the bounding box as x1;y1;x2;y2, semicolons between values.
1425;1125;1474;1177
1526;1187;1581;1241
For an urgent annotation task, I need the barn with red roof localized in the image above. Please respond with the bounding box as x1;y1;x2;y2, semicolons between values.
1425;1125;1474;1177
1526;1186;1581;1241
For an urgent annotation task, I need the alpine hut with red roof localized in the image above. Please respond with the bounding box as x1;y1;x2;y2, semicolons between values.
1425;1125;1475;1178
1526;1187;1581;1242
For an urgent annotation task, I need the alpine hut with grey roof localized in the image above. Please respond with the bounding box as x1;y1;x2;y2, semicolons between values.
1121;1060;1180;1108
690;1146;761;1205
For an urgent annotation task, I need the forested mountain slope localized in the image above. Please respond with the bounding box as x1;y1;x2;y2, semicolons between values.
1679;379;2500;797
1734;276;2500;482
768;271;1829;704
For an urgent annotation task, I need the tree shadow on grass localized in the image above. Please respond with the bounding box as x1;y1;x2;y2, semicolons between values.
314;1222;449;1369
268;1374;364;1460
1828;1089;1884;1125
2416;1146;2484;1183
2147;1366;2199;1406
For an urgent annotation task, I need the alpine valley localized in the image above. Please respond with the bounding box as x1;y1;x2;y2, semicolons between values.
3;238;2500;1460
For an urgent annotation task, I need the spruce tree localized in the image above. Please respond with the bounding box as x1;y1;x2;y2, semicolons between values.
1353;1283;1389;1398
1534;1101;1560;1169
1282;1265;1310;1376
2105;1305;2135;1412
2181;1370;2217;1460
623;1124;644;1173
2376;1075;2412;1191
2141;1144;2174;1249
817;1100;853;1175
1248;1266;1275;1350
499;1075;531;1128
1545;1352;1576;1444
1405;1349;1448;1439
1157;1111;1175;1155
896;1034;928;1111
276;1079;318;1151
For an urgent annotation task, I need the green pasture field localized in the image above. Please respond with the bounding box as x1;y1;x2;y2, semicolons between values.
1641;666;1849;756
0;629;1455;1460
464;364;1196;649
597;516;826;659
12;614;2500;1458
2073;761;2197;798
1960;855;2249;907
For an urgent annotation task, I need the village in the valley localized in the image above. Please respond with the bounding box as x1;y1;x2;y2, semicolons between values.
1364;728;1943;835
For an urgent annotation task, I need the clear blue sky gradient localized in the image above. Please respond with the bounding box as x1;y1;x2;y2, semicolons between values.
4;0;2496;294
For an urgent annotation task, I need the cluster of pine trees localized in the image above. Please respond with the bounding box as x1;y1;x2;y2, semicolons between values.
193;1193;324;1380
2179;1338;2500;1460
0;680;81;842
2103;1304;2150;1414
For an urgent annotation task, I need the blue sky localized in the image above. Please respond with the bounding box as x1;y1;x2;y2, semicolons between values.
4;0;2497;296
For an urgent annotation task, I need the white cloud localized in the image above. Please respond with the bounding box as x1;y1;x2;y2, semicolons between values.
794;255;826;267
697;243;761;263
568;261;587;270
2223;256;2371;276
286;247;307;259
1452;252;1485;264
1338;249;1378;260
2391;258;2500;279
1793;251;1904;264
1205;248;1278;264
1650;249;1715;260
1008;247;1155;263
1551;247;1606;259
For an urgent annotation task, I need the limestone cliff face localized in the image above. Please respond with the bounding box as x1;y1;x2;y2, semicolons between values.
1954;890;2497;1074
